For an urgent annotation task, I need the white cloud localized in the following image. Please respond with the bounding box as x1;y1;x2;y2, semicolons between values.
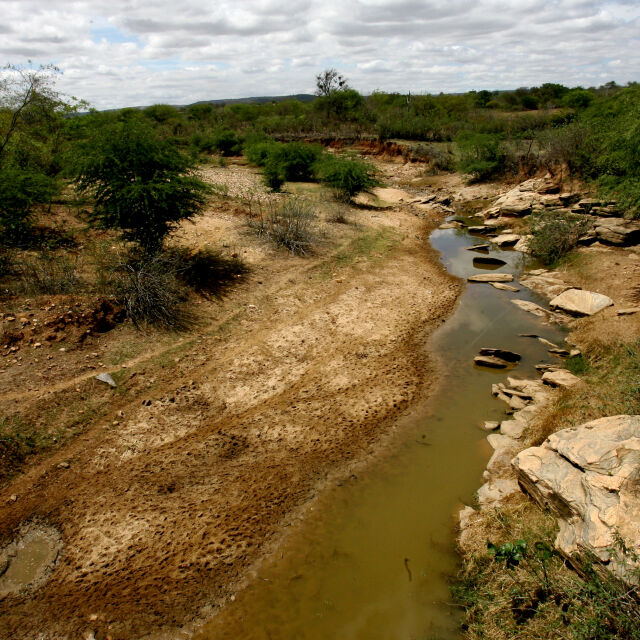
1;0;638;108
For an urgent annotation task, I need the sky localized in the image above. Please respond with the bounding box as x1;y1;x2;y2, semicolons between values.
1;0;639;110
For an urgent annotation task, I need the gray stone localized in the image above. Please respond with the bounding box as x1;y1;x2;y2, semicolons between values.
466;243;490;252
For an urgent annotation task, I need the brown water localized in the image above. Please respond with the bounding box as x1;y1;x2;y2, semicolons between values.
0;528;61;598
194;223;567;640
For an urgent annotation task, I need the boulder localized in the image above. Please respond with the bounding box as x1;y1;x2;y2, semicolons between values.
468;273;514;283
594;218;640;246
542;369;581;388
513;236;531;253
486;434;520;476
550;288;614;316
512;415;640;582
500;419;526;438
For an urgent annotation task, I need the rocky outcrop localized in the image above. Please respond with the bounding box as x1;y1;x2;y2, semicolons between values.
512;415;640;583
594;218;640;246
549;288;614;316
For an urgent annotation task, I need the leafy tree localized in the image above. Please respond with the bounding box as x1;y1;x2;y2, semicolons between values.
74;114;210;253
0;63;82;243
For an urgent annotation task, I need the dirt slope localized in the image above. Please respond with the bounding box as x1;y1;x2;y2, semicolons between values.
0;163;460;639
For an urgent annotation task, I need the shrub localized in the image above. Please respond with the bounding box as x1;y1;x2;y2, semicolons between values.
315;154;377;199
249;198;317;255
527;211;592;265
211;128;243;156
0;165;57;244
244;137;280;167
262;157;286;191
15;251;83;295
275;142;323;182
74;115;210;254
456;131;508;181
110;253;194;330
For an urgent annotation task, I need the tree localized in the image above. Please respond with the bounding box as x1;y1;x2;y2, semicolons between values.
0;63;79;243
315;68;348;96
74;113;210;254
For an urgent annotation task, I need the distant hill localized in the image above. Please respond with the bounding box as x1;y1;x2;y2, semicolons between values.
187;94;316;107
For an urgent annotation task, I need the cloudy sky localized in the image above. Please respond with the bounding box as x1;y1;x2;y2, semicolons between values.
2;0;639;109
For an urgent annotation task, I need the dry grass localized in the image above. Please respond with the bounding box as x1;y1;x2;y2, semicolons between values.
456;497;640;640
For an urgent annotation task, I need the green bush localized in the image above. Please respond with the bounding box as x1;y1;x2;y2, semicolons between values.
527;211;592;265
455;131;507;181
315;154;377;199
0;165;57;244
210;128;243;156
275;142;323;181
263;157;286;191
244;137;280;167
249;198;317;255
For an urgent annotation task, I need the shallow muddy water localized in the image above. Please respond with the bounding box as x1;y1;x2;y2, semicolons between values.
194;223;567;640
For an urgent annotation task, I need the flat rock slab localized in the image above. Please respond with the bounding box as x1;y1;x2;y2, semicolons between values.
542;369;581;388
439;221;463;230
512;415;640;582
482;421;501;431
491;234;520;247
491;282;520;292
474;355;510;369
550;288;614;316
468;273;514;283
618;307;640;316
468;226;490;234
473;256;507;267
466;244;490;252
479;348;521;362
